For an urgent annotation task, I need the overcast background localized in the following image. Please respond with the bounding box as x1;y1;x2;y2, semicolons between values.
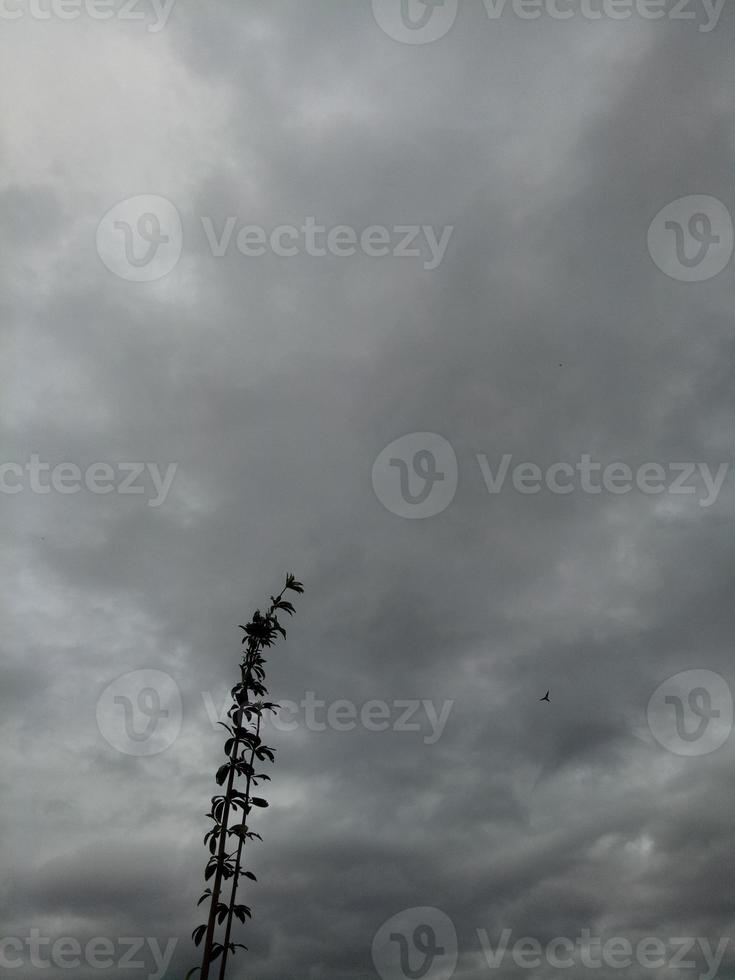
2;2;735;979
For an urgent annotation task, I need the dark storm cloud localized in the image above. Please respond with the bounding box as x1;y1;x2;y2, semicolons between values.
1;4;734;980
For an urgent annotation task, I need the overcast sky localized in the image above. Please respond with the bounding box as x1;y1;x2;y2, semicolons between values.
2;2;735;979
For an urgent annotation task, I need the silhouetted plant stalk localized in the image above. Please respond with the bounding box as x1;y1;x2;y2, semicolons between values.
189;573;304;980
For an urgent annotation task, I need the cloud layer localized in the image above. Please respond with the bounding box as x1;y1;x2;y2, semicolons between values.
1;3;735;979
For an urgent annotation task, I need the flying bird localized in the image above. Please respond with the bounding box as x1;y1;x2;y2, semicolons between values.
539;690;550;702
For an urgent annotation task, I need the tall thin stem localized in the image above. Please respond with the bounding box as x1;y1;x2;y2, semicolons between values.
199;651;257;980
194;574;302;980
218;712;262;980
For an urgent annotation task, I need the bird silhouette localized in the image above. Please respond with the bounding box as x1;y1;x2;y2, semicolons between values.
539;690;550;702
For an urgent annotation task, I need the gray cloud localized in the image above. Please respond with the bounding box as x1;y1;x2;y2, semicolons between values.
1;4;734;980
